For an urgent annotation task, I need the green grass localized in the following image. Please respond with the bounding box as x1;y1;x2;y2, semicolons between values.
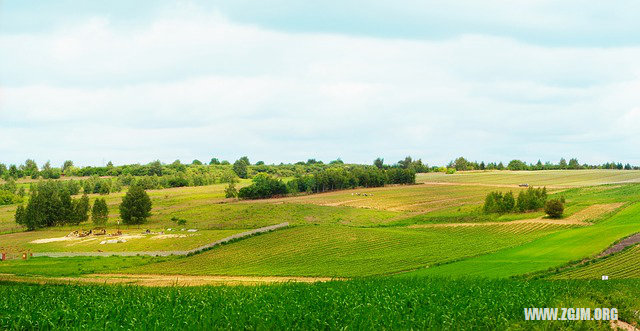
0;256;168;277
406;202;640;278
126;223;573;277
417;169;640;187
2;278;640;330
553;244;640;280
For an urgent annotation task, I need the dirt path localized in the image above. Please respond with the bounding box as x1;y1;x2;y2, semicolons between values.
32;222;289;258
409;203;624;228
597;233;640;258
0;273;338;286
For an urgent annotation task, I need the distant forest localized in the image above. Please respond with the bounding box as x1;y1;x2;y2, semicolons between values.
0;156;637;182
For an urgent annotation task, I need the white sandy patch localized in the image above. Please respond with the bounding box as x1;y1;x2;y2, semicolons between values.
151;234;197;240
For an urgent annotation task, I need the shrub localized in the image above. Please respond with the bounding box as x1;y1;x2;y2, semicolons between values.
544;199;564;218
224;182;238;198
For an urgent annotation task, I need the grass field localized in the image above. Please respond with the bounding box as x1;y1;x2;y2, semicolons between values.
2;278;639;330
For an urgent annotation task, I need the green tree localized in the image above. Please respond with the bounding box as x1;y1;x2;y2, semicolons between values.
91;198;109;225
62;160;74;173
224;181;238;198
119;185;152;225
559;158;568;169
374;158;384;169
71;194;90;225
233;159;248;179
192;159;203;165
568;158;580;169
23;159;39;179
209;158;220;165
507;160;528;171
544;199;564;218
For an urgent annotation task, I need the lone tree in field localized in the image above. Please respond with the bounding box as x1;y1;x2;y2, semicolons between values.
92;198;109;225
119;185;152;225
544;198;564;218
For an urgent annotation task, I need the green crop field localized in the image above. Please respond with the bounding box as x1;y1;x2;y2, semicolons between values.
553;244;640;280
2;278;640;330
125;222;574;277
406;202;639;278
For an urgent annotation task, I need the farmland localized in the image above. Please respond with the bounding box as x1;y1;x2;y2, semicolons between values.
2;170;640;329
417;169;640;187
3;278;640;330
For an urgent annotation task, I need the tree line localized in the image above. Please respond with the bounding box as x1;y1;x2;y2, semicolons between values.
15;181;153;230
448;157;640;172
235;166;416;200
482;187;564;218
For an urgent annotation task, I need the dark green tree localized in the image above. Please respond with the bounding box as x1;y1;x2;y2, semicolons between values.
374;158;384;169
119;185;152;225
233;159;248;178
544;199;564;218
92;198;109;225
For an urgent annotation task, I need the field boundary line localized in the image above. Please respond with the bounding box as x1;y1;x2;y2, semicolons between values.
31;222;289;258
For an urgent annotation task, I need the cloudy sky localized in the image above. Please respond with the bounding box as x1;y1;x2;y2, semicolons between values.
2;1;640;167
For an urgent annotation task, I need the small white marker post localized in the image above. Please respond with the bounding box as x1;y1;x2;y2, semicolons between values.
602;275;609;280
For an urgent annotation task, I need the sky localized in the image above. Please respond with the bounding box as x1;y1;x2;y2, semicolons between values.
1;0;640;167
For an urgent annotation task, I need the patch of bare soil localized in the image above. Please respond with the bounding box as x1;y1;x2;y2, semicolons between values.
598;233;640;258
0;273;340;287
611;319;639;331
409;203;624;228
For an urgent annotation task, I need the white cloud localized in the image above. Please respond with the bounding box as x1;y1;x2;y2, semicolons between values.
1;7;640;166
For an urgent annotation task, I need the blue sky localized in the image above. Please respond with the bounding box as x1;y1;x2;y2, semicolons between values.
1;1;640;166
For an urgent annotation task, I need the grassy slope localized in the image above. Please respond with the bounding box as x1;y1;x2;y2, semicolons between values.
0;256;170;277
2;278;640;330
406;202;640;278
418;169;640;187
125;223;572;277
553;244;640;280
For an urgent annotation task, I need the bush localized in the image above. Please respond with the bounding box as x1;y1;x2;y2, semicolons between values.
544;199;564;218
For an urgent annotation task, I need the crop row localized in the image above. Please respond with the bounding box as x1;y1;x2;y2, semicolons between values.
126;223;569;277
555;244;640;279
